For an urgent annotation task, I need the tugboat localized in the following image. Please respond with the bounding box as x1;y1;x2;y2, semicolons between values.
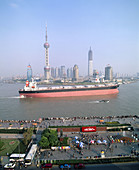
99;100;110;103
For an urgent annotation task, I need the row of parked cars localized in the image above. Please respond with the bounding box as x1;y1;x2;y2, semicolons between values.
2;162;85;169
41;163;85;169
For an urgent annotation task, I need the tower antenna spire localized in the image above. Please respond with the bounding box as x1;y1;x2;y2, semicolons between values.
46;24;47;42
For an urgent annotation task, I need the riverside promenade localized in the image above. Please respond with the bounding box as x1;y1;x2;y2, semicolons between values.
0;115;139;130
0;115;139;169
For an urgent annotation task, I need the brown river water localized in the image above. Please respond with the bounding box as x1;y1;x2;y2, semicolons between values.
0;81;139;120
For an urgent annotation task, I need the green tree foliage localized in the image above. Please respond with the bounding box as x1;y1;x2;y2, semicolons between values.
49;135;59;147
23;128;33;146
60;137;68;146
39;136;49;148
42;129;51;138
0;140;4;151
39;129;59;148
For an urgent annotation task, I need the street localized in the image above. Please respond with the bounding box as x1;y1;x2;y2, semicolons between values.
12;162;139;170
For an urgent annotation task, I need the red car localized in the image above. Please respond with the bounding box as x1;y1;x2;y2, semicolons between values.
74;163;85;169
41;163;52;169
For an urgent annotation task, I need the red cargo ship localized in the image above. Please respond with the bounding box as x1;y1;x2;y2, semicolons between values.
19;79;119;98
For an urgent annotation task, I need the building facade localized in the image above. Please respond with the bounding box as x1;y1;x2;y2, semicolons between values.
93;70;99;78
67;67;73;79
88;47;93;77
27;64;32;82
51;67;55;78
55;67;59;78
105;65;113;81
67;68;70;79
61;66;66;78
73;64;79;81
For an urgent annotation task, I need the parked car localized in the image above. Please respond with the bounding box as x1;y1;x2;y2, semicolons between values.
94;156;98;158
41;163;52;169
74;163;85;169
59;164;71;169
4;163;16;169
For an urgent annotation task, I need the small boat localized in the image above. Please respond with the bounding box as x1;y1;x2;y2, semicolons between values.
89;100;109;104
99;100;109;103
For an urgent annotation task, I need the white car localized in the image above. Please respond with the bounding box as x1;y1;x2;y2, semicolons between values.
4;163;16;169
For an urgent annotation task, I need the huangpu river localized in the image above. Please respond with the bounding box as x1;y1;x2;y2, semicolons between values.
0;81;139;120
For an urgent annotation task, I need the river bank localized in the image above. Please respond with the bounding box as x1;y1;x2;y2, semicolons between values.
0;115;138;129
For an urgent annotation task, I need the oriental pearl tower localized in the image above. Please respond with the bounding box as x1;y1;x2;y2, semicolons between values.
44;25;50;81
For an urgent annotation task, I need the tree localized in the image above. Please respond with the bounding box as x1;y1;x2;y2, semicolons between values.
39;128;59;148
0;139;4;151
60;129;63;137
23;132;29;145
49;135;59;146
39;136;49;148
23;128;33;146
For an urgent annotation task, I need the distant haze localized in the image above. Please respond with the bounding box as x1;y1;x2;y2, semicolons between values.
0;0;138;77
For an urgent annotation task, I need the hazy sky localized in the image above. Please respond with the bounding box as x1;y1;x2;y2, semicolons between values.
0;0;139;77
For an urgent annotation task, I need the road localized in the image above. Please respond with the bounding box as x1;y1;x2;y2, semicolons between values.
13;162;139;170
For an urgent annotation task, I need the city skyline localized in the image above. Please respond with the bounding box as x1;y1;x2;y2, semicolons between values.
0;0;138;77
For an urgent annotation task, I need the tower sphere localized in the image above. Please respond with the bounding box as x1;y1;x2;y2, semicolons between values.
44;66;50;71
44;43;50;49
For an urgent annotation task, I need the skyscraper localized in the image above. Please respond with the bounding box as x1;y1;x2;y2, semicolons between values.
73;64;79;81
67;67;73;79
61;66;66;78
58;68;61;78
88;47;93;77
51;67;55;78
55;67;59;78
27;64;32;82
44;25;50;80
105;65;113;81
67;68;70;79
70;67;73;78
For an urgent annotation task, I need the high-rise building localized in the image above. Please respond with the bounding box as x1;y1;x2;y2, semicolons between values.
67;68;70;79
73;64;79;81
70;67;73;78
58;68;61;78
27;64;32;82
67;67;73;79
61;66;66;78
105;65;113;81
93;70;99;78
51;67;55;78
55;67;59;78
44;25;50;80
88;47;93;77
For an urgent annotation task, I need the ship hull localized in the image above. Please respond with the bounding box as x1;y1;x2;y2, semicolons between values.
19;88;119;98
